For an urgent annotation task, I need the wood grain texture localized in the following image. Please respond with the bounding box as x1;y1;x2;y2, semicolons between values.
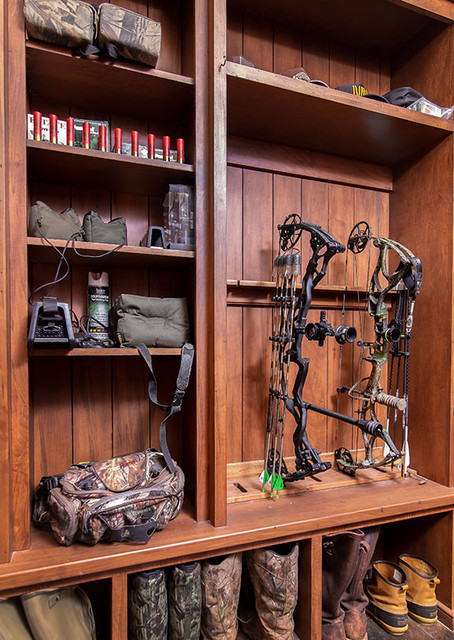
296;537;322;640
0;0;10;563
111;573;128;640
7;0;30;552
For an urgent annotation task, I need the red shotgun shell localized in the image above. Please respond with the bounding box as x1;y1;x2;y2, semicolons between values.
147;134;155;159
177;138;184;163
131;130;139;156
99;125;106;152
115;128;122;154
67;117;74;146
163;136;170;161
33;111;42;141
50;114;57;144
83;121;90;149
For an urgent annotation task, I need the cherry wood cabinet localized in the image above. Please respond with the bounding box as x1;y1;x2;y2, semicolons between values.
2;0;454;638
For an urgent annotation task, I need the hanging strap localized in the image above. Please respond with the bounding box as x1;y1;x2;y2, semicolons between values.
135;342;194;472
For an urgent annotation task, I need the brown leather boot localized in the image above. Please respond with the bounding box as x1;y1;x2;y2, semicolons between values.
365;561;408;635
398;554;440;625
342;528;380;640
242;542;299;640
322;531;364;640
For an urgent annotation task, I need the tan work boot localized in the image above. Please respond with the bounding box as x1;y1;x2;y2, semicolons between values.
322;531;365;640
201;553;242;639
243;542;299;640
398;554;440;625
365;561;408;635
342;527;380;640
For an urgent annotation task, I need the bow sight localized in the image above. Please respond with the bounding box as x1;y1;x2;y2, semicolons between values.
262;215;422;496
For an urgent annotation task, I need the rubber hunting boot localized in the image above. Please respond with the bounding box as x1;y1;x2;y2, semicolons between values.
0;598;34;639
342;527;380;640
201;553;242;639
168;561;202;639
398;554;439;625
365;561;408;635
243;542;299;640
322;531;364;640
20;586;96;640
129;569;168;640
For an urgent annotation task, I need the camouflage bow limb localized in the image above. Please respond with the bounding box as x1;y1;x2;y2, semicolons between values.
335;222;422;476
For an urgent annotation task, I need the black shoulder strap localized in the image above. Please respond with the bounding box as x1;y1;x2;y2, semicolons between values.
135;342;194;472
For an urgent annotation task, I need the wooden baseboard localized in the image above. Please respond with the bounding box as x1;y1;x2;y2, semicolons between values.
437;601;454;630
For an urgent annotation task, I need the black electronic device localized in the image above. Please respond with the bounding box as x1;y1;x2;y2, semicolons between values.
140;226;166;248
28;296;76;349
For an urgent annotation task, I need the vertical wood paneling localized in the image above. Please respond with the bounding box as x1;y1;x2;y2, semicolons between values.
226;8;243;62
328;42;356;89
72;358;113;463
226;306;243;462
302;32;330;86
243;170;273;282
242;306;271;462
242;14;273;72
226;166;243;280
111;268;149;456
273;23;301;76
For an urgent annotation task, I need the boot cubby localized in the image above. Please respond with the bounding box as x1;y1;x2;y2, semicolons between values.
2;0;454;639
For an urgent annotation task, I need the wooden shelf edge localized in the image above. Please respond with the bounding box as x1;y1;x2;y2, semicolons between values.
27;237;195;264
29;347;182;357
26;140;194;173
26;40;195;87
0;478;453;594
226;62;454;133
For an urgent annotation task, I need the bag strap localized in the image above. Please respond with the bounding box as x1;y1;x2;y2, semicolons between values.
135;342;194;472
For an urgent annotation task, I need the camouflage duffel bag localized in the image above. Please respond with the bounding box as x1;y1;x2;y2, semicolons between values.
23;0;97;49
33;449;185;546
98;3;161;67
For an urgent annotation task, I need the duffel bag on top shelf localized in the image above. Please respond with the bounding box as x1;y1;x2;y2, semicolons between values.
24;0;161;67
23;0;97;49
33;449;185;545
97;3;161;67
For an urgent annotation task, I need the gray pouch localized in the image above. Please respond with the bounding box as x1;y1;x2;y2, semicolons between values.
23;0;97;49
28;201;82;241
82;211;127;245
98;3;161;67
111;294;189;347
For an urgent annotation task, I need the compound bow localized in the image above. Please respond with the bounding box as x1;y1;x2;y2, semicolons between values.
335;221;422;477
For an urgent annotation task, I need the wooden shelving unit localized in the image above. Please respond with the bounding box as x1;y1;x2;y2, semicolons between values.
2;0;454;638
28;237;194;269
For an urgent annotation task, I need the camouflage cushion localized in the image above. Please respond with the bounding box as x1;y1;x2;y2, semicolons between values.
98;3;161;67
23;0;97;48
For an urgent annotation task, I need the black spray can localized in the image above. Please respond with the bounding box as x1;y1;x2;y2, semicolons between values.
87;271;110;345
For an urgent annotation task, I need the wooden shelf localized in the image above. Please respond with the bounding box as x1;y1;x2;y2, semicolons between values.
26;140;194;196
227;0;454;54
28;237;194;269
29;347;182;357
226;62;454;167
0;478;453;596
26;41;194;123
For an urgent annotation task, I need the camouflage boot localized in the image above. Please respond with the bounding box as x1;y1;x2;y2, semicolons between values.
243;542;299;640
322;531;364;640
129;569;167;640
201;553;242;639
341;528;380;640
168;561;202;639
